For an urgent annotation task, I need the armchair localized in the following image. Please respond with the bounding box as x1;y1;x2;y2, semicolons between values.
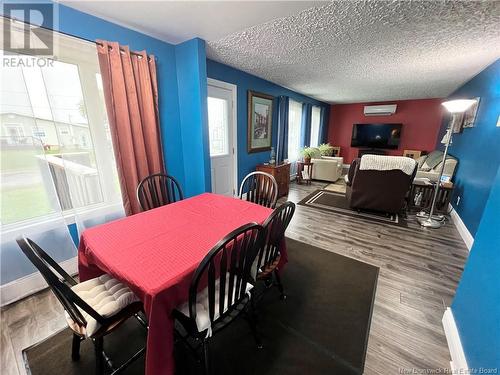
346;155;417;214
311;156;343;182
309;147;343;182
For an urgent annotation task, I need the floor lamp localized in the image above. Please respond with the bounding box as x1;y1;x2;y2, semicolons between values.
418;99;476;228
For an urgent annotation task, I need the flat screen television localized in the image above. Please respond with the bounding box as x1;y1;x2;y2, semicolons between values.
351;123;402;149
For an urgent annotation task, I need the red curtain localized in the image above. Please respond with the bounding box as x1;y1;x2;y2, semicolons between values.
96;40;165;215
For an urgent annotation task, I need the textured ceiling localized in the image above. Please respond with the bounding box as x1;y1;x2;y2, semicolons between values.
207;1;500;103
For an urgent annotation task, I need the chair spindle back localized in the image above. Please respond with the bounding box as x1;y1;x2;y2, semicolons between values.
239;171;278;208
256;202;295;275
188;223;263;328
16;237;104;328
137;173;184;211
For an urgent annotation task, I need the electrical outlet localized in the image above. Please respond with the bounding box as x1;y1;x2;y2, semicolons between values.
456;196;461;206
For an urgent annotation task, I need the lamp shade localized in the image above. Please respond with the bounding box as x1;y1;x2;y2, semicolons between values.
442;99;476;113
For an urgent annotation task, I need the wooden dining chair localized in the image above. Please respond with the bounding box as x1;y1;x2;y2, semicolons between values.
254;201;296;299
173;223;264;375
16;237;147;375
136;173;184;211
239;171;278;208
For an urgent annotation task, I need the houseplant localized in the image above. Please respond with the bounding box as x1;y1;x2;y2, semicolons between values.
301;147;315;163
318;143;334;156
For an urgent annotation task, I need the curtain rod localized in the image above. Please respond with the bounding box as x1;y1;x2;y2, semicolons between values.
96;41;155;60
2;16;156;61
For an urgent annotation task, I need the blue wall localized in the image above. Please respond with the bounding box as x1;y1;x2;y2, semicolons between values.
451;165;500;370
175;39;211;196
206;59;329;184
436;59;500;236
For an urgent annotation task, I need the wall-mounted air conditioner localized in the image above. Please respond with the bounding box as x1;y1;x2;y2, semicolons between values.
364;104;397;116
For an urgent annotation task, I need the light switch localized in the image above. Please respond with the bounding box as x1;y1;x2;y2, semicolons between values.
497;115;500;127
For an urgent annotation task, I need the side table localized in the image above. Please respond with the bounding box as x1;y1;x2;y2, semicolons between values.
409;180;454;214
256;162;291;198
296;161;314;185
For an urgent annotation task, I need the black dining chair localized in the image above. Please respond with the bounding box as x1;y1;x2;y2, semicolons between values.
254;201;295;299
136;173;184;211
239;171;278;208
16;237;147;375
173;223;264;375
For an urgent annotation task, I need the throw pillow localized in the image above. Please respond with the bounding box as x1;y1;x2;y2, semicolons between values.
423;151;443;170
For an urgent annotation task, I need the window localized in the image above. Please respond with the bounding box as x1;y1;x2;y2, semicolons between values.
0;26;121;226
310;106;321;147
58;126;70;135
207;97;229;156
32;126;47;138
287;99;303;163
4;125;24;140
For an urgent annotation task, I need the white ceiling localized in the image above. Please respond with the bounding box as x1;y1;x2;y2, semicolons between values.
59;1;324;44
62;1;500;104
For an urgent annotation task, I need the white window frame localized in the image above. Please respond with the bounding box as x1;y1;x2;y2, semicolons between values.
1;26;122;231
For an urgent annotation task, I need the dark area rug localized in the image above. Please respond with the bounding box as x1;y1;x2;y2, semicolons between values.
298;189;407;227
24;238;379;375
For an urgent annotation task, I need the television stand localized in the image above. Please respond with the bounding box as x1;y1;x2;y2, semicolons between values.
358;149;387;157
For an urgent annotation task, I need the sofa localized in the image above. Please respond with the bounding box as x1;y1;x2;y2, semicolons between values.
346;155;417;214
309;148;343;182
415;150;458;182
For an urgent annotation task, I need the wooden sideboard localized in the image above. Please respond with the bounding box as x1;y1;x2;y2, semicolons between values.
256;163;291;198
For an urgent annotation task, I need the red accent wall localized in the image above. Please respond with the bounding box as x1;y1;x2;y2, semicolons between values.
328;98;444;164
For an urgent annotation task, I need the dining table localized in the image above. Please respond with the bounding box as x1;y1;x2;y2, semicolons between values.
77;192;287;375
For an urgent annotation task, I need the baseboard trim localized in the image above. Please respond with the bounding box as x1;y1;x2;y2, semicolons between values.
442;308;469;373
0;256;78;307
449;205;474;251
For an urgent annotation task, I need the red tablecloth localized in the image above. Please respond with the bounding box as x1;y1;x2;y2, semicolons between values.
78;193;287;375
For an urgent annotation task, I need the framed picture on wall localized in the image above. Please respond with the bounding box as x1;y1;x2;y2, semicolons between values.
247;90;273;153
462;97;480;128
403;149;422;159
331;146;341;157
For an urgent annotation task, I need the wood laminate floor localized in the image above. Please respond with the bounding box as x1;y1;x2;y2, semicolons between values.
1;181;469;375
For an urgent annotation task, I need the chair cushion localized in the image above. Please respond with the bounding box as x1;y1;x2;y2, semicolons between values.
177;275;253;333
65;274;140;337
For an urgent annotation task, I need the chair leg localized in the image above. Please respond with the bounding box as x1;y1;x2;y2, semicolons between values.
94;336;104;375
263;276;273;289
246;313;263;349
274;269;286;300
202;338;211;375
71;333;81;361
250;292;259;319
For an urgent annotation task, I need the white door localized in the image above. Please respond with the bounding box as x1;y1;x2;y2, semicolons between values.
207;80;237;196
